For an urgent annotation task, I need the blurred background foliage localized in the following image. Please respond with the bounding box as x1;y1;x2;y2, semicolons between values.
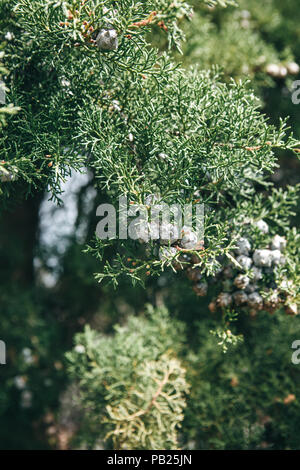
0;0;300;449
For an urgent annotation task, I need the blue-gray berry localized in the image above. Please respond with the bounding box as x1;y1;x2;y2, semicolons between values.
96;28;118;51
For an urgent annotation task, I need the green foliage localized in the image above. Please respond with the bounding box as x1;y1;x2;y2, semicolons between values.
178;10;280;84
82;67;299;285
0;0;299;451
66;306;189;449
0;0;192;200
180;0;299;85
183;310;300;449
0;285;66;449
14;0;192;52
